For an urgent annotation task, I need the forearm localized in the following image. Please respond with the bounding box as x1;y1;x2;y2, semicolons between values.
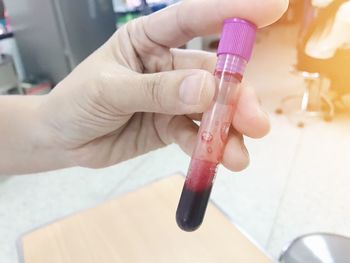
0;96;71;175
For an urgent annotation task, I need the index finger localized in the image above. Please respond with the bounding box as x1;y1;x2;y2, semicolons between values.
144;0;288;47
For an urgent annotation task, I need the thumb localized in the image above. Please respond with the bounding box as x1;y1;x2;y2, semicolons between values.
109;70;216;115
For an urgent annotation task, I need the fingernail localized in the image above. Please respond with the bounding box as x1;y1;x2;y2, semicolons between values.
240;142;250;164
258;105;270;122
256;106;271;134
179;73;205;105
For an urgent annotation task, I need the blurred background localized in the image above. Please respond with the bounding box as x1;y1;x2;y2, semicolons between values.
0;0;350;262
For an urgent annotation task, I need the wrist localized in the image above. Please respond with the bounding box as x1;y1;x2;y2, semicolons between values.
0;95;74;175
33;95;75;171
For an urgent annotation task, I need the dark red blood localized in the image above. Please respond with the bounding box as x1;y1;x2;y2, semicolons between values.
176;184;212;231
176;159;217;231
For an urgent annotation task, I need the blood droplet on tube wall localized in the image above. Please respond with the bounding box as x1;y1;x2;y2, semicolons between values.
176;18;257;231
201;132;213;142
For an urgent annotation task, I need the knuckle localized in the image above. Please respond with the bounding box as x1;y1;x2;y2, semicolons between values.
142;74;165;110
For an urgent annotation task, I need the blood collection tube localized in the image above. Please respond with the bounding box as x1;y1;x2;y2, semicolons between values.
176;18;257;231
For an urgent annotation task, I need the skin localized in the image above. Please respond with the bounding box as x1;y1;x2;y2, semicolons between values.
0;0;289;175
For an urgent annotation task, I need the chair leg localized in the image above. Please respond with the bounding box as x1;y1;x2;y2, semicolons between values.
321;93;334;122
275;75;333;127
275;95;303;114
300;84;310;112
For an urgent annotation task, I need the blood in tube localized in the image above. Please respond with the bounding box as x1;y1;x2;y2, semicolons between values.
176;72;241;231
176;18;257;231
176;159;216;231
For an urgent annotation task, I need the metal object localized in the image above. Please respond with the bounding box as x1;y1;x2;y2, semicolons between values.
279;233;350;263
275;68;334;128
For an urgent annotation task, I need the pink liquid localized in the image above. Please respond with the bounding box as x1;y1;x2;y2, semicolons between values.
184;159;217;192
193;103;235;165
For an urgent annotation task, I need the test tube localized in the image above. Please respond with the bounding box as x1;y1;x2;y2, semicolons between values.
176;18;257;231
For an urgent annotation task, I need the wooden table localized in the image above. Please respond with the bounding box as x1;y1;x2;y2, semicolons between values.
20;176;273;263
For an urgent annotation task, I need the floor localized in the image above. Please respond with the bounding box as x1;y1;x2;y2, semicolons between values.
1;24;350;263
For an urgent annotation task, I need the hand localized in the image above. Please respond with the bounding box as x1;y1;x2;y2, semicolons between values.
37;0;288;171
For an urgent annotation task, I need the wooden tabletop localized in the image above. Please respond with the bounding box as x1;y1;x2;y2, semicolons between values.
20;175;272;263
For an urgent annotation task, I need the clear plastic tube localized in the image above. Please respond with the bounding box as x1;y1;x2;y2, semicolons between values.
176;54;247;231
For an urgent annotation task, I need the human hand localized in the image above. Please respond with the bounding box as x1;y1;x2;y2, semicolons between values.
37;0;288;171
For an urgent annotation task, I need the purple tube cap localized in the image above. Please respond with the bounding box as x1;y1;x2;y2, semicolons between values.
217;18;257;61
